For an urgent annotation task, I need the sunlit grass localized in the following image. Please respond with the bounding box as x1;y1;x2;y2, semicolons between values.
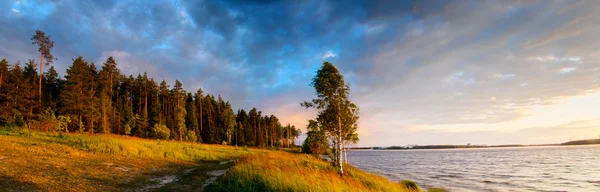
207;151;419;192
0;128;435;191
0;128;261;191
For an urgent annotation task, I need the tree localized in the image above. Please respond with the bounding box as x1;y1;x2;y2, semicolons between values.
302;62;360;175
0;59;9;122
185;92;198;141
42;66;60;110
60;57;94;132
0;59;7;91
31;30;56;106
23;60;39;120
302;120;329;155
222;101;236;145
174;80;186;141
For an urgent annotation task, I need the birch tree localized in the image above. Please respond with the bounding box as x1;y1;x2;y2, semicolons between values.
302;62;359;175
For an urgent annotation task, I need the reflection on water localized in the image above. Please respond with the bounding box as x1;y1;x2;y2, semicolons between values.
347;145;600;192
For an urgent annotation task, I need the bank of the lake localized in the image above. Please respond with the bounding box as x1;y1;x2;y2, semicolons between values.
0;128;430;192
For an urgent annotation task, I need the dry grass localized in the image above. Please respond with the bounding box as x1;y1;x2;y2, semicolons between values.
0;128;260;191
0;128;431;192
207;151;419;192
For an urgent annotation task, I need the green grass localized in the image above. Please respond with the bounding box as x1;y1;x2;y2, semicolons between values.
0;127;437;191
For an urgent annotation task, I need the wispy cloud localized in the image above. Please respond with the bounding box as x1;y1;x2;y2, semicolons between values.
493;74;516;79
322;50;336;60
559;67;576;73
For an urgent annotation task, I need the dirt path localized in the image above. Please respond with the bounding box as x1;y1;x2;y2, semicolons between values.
134;159;236;192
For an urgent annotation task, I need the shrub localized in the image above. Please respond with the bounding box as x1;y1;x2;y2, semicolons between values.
56;115;71;133
123;124;132;135
184;130;197;142
428;188;448;192
399;180;420;191
152;124;170;140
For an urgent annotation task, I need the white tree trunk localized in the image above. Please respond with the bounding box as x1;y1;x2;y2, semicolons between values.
338;115;343;174
344;147;348;163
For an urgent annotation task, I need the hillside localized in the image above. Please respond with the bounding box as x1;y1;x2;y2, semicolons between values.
561;138;600;145
0;128;427;192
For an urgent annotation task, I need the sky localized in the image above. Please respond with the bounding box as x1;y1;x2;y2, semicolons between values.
1;0;599;146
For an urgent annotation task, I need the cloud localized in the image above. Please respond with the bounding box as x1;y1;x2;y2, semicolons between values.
558;67;576;73
493;74;516;79
12;8;19;12
0;0;599;146
322;50;336;60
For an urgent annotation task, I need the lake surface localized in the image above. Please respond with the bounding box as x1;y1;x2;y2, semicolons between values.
347;145;600;192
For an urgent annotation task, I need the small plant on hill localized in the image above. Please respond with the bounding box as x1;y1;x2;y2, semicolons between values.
152;124;170;140
399;180;420;191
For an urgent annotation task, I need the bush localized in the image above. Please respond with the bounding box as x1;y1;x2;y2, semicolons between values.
399;180;420;191
428;188;448;192
184;130;197;142
123;124;132;135
152;124;170;140
56;115;71;133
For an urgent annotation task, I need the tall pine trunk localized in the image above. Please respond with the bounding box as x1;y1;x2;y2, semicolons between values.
39;54;43;106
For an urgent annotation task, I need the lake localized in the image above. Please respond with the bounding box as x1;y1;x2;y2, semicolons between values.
347;145;600;192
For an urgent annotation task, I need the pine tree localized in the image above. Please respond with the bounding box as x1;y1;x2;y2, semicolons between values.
174;80;186;141
31;30;56;107
42;66;60;111
60;57;92;132
0;59;9;122
23;60;39;120
194;88;204;142
185;92;198;141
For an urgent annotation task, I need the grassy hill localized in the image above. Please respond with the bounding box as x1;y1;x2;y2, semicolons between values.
0;127;433;192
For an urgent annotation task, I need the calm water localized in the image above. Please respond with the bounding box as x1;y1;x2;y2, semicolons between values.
347;145;600;192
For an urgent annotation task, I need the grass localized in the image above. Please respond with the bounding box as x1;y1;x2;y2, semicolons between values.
0;127;261;191
207;151;419;192
0;127;436;192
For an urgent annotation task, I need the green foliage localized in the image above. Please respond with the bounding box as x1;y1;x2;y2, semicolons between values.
427;188;448;192
152;124;170;140
302;62;360;173
123;124;132;135
184;130;197;142
302;120;329;155
1;33;300;149
399;180;420;191
56;115;70;132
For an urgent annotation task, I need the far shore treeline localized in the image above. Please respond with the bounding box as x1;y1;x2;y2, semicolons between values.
0;30;300;147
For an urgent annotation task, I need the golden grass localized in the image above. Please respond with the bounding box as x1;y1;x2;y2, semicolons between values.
0;129;432;192
207;151;418;192
0;129;261;191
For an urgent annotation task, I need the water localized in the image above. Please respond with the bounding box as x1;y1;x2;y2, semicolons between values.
347;145;600;192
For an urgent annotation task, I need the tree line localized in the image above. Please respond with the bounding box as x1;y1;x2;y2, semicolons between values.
0;30;300;148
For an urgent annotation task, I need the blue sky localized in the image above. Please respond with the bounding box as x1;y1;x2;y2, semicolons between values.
1;0;600;146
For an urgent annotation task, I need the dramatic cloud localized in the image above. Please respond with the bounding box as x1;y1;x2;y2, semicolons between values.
1;0;599;146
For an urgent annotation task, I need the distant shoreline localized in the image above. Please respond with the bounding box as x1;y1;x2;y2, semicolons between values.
350;138;600;150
